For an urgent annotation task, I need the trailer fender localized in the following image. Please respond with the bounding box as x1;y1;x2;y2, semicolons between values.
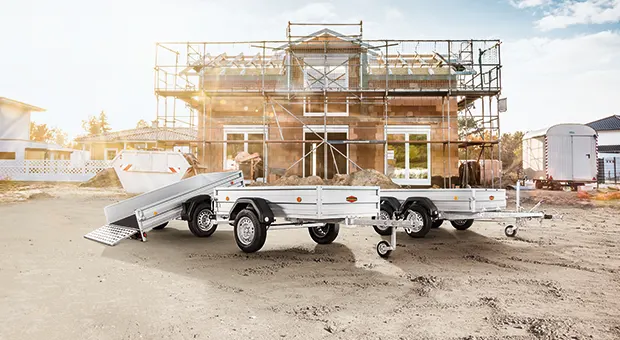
182;195;213;221
399;197;440;220
229;197;274;225
380;196;401;214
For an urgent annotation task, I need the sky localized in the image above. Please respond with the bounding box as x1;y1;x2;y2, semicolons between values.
0;0;619;138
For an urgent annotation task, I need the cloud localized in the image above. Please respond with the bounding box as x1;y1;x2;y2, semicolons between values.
500;30;620;132
512;0;620;30
510;0;552;9
385;8;404;20
537;0;620;30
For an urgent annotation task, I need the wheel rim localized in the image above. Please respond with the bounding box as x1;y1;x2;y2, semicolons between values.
197;210;214;231
378;242;389;255
375;210;391;231
312;225;329;238
237;216;255;246
405;210;424;233
453;219;467;226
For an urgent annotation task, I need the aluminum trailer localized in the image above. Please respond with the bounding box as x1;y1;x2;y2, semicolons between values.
376;184;553;239
214;185;416;258
84;171;244;246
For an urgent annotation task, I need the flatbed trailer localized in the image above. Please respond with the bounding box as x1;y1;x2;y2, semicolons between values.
84;171;244;246
214;185;415;257
376;184;553;239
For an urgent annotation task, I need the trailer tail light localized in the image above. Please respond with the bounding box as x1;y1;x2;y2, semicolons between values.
230;181;234;185
346;196;358;203
489;196;495;201
296;197;302;202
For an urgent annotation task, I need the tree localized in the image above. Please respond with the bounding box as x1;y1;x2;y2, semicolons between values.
98;111;111;133
136;119;150;129
30;122;70;147
82;110;112;135
500;131;524;173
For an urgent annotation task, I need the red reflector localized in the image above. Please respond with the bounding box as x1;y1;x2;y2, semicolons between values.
346;195;358;203
169;167;177;173
142;232;147;238
489;195;495;201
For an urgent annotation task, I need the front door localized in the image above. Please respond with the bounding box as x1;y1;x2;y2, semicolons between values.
571;136;596;181
303;130;348;179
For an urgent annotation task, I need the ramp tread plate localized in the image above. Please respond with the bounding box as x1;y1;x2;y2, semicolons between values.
84;224;138;246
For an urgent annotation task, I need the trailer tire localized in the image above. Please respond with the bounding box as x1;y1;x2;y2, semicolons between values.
431;219;443;229
152;222;169;230
234;209;267;253
535;180;543;190
188;203;218;237
403;206;431;238
373;205;394;236
450;219;474;231
308;223;339;244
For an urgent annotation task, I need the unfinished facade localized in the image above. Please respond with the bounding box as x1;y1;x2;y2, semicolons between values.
154;23;502;187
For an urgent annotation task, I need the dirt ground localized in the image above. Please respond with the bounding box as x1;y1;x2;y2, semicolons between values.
1;185;620;340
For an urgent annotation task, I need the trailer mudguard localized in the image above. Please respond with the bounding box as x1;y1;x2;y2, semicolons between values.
398;197;440;219
229;197;275;225
182;195;213;221
380;196;401;214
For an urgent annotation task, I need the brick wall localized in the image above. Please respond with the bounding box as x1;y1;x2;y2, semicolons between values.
196;96;458;184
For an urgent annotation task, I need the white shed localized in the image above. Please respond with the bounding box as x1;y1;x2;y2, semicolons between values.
522;124;597;189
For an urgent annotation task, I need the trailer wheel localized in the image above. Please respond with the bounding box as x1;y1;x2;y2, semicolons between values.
431;219;444;229
308;223;339;244
535;180;543;190
450;219;474;231
505;225;517;237
373;205;394;236
188;203;218;237
376;240;392;258
403;206;431;238
152;222;169;230
234;209;267;253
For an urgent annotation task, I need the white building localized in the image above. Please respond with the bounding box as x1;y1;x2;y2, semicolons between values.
587;115;620;156
0;97;78;160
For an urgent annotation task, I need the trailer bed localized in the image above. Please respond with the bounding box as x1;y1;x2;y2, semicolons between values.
84;171;244;245
381;188;506;213
215;185;380;222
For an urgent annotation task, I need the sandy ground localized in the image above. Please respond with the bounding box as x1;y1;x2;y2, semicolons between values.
1;185;620;340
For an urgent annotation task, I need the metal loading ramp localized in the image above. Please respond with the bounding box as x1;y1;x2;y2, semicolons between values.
84;224;139;246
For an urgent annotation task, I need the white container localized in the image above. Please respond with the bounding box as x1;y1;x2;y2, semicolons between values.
111;150;191;194
523;124;598;186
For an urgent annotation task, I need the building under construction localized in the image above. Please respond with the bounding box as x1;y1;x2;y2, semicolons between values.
154;22;502;188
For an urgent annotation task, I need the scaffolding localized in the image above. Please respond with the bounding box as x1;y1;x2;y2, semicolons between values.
153;22;502;188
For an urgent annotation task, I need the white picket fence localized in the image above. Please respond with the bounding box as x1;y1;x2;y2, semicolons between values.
0;160;111;182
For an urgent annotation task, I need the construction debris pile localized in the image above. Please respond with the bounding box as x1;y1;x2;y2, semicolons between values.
250;169;401;189
80;168;122;188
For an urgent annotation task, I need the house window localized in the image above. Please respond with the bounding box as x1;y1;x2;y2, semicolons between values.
223;126;265;181
0;152;16;160
303;97;349;117
304;64;348;90
385;126;431;185
303;125;348;179
105;148;118;161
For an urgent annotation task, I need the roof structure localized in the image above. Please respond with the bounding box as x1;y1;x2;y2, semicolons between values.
587;115;620;131
0;97;45;112
599;145;620;153
75;127;198;143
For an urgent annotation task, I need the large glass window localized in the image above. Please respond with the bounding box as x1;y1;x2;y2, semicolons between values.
223;126;265;181
385;126;431;185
